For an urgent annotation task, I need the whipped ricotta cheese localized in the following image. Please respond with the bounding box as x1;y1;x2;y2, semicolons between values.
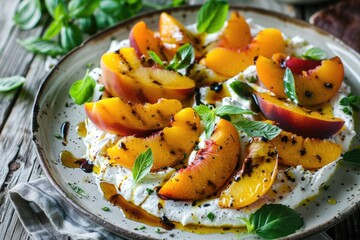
81;19;356;228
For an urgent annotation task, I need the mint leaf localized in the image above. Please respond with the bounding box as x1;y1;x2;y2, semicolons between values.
167;43;195;72
232;120;281;140
247;204;304;239
148;51;165;67
193;105;216;138
343;149;360;165
102;206;110;211
132;148;154;186
302;47;327;60
283;67;299;104
69;70;96;105
13;0;42;30
17;37;66;57
197;0;229;34
0;76;25;92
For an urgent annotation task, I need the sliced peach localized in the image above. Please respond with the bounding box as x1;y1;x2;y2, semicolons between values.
271;130;342;169
256;55;344;106
101;47;195;103
218;12;252;49
129;21;167;60
158;119;240;200
204;28;285;77
219;137;278;209
107;108;202;171
159;12;202;59
255;92;345;138
84;98;182;136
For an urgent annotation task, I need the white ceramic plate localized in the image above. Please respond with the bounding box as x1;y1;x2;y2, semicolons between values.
33;5;360;240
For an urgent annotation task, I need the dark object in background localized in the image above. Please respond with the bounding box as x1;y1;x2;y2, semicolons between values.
310;1;360;53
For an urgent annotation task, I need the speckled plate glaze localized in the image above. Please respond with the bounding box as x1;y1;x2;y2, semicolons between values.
33;5;360;240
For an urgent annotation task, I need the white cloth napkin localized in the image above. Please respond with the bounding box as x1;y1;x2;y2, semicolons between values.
8;178;124;240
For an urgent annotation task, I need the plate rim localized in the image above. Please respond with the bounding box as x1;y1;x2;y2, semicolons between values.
32;4;360;240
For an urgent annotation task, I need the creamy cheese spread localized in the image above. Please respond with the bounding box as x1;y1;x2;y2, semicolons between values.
82;19;356;228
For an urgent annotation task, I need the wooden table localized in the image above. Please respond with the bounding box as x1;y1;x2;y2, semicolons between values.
0;0;359;239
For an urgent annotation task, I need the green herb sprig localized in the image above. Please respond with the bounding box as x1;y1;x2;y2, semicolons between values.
241;204;304;239
69;70;96;105
193;104;281;140
68;183;87;197
196;0;229;34
14;0;186;56
149;43;195;73
340;93;360;115
132;148;154;187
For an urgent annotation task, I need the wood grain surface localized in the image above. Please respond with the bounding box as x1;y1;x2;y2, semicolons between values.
0;0;358;239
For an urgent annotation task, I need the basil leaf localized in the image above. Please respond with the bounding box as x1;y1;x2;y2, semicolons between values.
13;0;42;30
45;0;66;18
214;105;255;117
171;0;186;7
68;183;87;197
60;24;83;52
342;107;353;115
132;148;154;186
193;105;216;138
302;47;327;61
230;81;254;98
69;71;96;105
232;120;281;140
248;204;304;239
68;0;100;18
343;149;360;165
76;16;98;35
43;20;63;40
167;43;195;71
196;0;229;34
340;94;360;111
148;51;165;67
283;67;299;104
0;76;25;92
193;105;212;117
17;37;66;57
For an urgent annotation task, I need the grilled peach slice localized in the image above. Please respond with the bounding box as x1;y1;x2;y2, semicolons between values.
101;48;195;103
218;12;252;49
204;28;285;77
255;92;345;139
256;54;344;106
129;21;167;60
219;137;278;209
84;98;182;136
271;130;342;169
107;108;201;171
158;119;240;200
159;12;202;59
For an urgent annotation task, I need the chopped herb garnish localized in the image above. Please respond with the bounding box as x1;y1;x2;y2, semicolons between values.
340;93;360;114
54;133;62;139
207;212;216;221
102;206;110;211
139;226;146;230
342;107;352;116
68;183;87;197
98;85;105;91
146;188;154;195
